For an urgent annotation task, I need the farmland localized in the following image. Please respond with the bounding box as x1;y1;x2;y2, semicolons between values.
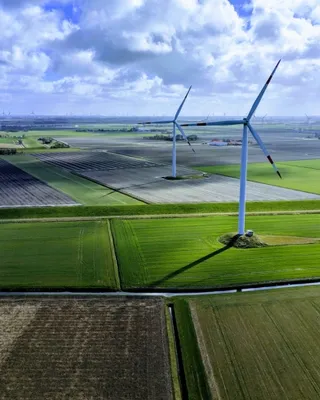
0;137;22;148
197;159;320;195
4;154;143;206
0;297;172;400
32;150;159;172
177;286;320;399
112;213;320;290
0;158;77;207
0;198;319;220
0;221;119;290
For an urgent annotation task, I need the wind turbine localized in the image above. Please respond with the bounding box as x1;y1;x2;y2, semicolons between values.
139;86;194;178
181;60;282;235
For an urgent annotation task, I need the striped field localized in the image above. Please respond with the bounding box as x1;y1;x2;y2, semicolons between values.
183;286;320;399
112;214;320;290
0;221;119;289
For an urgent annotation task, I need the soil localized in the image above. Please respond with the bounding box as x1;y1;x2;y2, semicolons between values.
0;297;173;400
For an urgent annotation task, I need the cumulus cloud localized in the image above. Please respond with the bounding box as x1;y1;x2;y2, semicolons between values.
0;0;319;115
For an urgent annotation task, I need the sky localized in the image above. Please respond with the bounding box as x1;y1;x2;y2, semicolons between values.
0;0;319;116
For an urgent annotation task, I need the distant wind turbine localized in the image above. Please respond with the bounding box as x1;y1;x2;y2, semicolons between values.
181;60;282;235
139;86;194;178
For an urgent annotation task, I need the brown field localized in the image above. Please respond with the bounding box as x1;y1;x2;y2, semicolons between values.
0;297;173;400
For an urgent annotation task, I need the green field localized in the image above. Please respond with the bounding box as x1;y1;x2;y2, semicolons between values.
112;214;320;290
0;137;21;147
196;159;320;194
178;286;320;399
2;154;143;206
0;221;119;289
22;137;46;149
0;199;319;220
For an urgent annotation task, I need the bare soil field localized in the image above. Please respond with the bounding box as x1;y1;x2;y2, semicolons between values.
82;166;320;203
32;150;160;172
0;297;172;400
0;159;78;207
60;126;320;167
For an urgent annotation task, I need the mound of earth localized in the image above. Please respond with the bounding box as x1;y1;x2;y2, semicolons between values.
219;233;268;249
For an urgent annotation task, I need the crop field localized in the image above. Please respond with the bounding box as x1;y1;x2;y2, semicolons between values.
32;150;160;172
112;214;320;290
0;158;77;207
0;297;172;400
4;154;143;205
197;159;320;195
181;286;320;399
79;163;320;204
0;221;118;289
0;137;22;148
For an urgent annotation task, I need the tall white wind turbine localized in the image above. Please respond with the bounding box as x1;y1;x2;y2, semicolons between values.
140;86;194;178
181;60;282;235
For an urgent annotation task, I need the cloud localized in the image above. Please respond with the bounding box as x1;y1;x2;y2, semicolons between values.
0;0;319;115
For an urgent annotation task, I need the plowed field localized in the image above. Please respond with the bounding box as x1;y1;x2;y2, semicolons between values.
0;297;172;400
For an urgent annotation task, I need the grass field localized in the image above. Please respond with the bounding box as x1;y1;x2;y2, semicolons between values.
112;214;320;290
0;137;21;148
2;154;143;206
22;137;46;149
196;159;320;195
180;286;320;399
0;199;319;220
0;221;119;289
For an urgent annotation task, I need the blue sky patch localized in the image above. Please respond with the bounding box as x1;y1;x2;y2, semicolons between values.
43;1;81;24
229;0;253;19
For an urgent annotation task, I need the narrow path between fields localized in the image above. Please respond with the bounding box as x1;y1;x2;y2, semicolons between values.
0;280;319;297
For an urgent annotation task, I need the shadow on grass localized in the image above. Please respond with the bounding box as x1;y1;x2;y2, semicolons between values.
150;234;241;288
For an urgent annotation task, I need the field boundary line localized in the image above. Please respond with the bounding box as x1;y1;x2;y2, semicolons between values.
107;220;121;290
1;209;320;224
190;302;221;400
165;306;182;400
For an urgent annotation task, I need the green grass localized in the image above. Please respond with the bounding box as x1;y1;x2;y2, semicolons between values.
0;221;119;290
183;286;320;399
172;300;211;399
112;214;320;290
165;308;182;400
22;137;46;149
0;200;319;220
2;154;143;206
196;159;320;194
0;137;16;144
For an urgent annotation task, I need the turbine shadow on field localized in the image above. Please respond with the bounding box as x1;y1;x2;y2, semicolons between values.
150;234;241;287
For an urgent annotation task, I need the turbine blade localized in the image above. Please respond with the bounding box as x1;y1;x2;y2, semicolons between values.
174;86;192;121
175;122;195;153
248;122;282;178
138;120;173;125
247;60;281;121
181;119;243;127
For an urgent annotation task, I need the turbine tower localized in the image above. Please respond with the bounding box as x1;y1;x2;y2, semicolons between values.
140;86;194;178
181;60;282;235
